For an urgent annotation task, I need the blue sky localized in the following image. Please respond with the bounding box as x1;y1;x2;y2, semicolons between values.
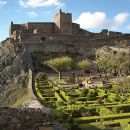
1;0;130;41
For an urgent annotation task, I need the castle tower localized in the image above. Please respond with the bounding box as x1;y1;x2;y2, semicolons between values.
54;10;72;35
9;22;14;36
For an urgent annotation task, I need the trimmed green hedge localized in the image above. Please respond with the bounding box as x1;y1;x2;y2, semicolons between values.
55;92;63;101
74;112;130;123
77;97;87;101
60;90;70;101
79;118;130;129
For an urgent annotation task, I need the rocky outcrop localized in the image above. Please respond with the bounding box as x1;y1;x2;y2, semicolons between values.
0;39;30;106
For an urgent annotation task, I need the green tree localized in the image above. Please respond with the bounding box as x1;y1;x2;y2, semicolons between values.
113;78;130;96
77;60;92;71
45;56;73;79
96;47;130;76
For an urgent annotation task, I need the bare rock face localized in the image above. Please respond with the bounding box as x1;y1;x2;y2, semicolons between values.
0;39;29;106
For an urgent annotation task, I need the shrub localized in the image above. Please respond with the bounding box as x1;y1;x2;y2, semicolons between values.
68;116;74;123
75;113;130;124
113;95;120;102
72;110;81;118
69;124;81;130
57;101;65;106
39;98;48;106
81;89;89;97
67;98;76;105
103;98;110;103
87;90;96;101
112;105;130;114
80;107;98;117
101;94;108;100
45;89;54;97
122;105;130;113
112;106;122;114
89;107;99;116
77;97;87;101
93;90;98;96
96;98;103;104
104;84;112;89
99;107;112;116
68;91;79;98
63;113;69;120
81;111;91;117
105;89;109;94
120;96;127;103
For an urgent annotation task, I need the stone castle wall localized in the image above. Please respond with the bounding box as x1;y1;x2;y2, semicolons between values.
17;34;130;55
9;11;130;55
18;41;76;54
19;32;130;43
0;107;55;130
10;11;92;37
27;22;55;34
0;107;67;130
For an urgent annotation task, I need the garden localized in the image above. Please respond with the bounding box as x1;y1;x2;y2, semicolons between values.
35;72;130;130
35;50;130;130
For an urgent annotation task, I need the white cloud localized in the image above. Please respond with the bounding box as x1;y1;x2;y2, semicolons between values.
27;11;38;17
74;12;129;30
0;0;7;8
19;0;65;8
75;12;107;29
112;12;129;29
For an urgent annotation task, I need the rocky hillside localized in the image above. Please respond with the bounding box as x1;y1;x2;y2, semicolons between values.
0;39;30;106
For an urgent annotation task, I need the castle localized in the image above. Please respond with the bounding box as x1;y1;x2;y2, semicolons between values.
10;10;130;54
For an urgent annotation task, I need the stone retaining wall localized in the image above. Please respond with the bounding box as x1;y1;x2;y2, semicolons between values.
0;107;66;130
28;68;36;99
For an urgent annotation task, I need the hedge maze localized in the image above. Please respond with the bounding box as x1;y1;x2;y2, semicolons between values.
35;77;130;130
